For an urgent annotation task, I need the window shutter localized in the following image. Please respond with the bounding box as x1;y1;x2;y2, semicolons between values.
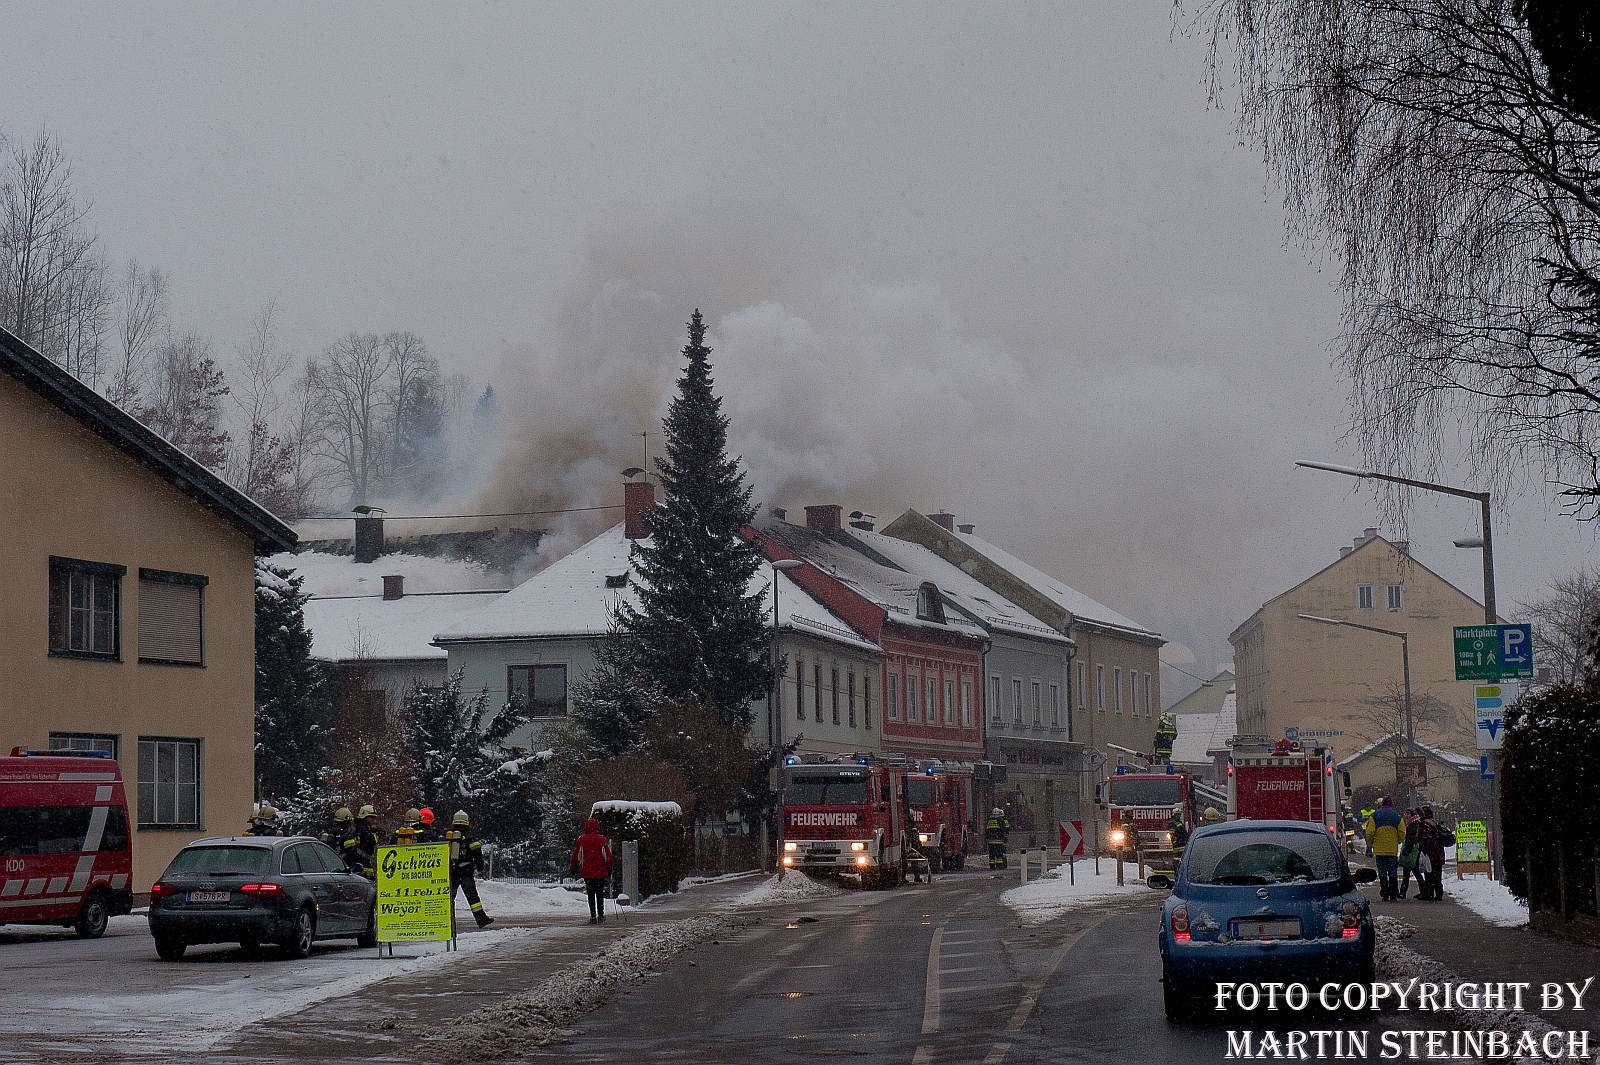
139;580;202;663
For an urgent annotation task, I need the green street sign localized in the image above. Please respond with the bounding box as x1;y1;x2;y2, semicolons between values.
1453;624;1533;681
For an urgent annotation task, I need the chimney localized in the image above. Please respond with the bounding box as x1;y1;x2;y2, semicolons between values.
624;480;656;539
382;575;404;600
354;515;384;563
806;504;843;533
929;511;955;532
1339;546;1353;558
957;523;975;534
848;519;875;532
772;507;787;521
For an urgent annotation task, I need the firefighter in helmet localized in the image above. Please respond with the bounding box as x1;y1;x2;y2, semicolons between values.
984;807;1010;869
393;809;423;846
324;806;355;848
246;804;283;836
1153;712;1178;763
1167;804;1189;851
446;811;494;928
343;805;379;879
417;807;439;843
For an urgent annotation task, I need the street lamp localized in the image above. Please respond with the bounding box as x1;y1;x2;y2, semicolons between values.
770;558;804;875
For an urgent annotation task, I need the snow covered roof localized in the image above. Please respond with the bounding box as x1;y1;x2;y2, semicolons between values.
264;550;502;598
1169;688;1238;765
434;522;880;654
946;528;1159;639
847;529;1070;645
303;590;508;662
1336;733;1479;772
759;522;989;641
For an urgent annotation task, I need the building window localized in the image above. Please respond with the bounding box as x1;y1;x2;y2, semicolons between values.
944;679;955;725
927;678;938;726
1129;669;1138;716
1078;661;1086;709
864;676;873;730
797;657;806;720
1144;674;1153;718
961;681;972;727
1031;681;1042;727
848;672;857;728
1096;665;1105;712
886;671;897;722
138;569;206;665
50;732;119;760
1386;583;1404;611
1114;667;1123;714
916;584;946;623
508;664;567;717
990;675;1003;724
1012;678;1024;725
1357;584;1374;610
1050;684;1060;729
908;672;918;722
138;737;201;828
48;557;124;660
815;664;824;723
832;668;841;725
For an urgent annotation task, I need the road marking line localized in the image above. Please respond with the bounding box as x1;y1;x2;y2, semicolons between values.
940;984;1002;994
1003;917;1107;1033
984;1043;1011;1064
912;1047;934;1064
921;925;944;1033
938;965;985;975
938;951;986;959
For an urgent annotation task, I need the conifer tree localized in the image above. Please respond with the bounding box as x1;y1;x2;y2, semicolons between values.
619;310;771;727
254;561;335;801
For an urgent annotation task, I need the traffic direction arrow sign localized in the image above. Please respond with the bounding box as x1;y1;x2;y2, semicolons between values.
1059;819;1084;857
1454;624;1534;681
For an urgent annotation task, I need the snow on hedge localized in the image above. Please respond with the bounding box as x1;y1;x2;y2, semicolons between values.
590;800;682;817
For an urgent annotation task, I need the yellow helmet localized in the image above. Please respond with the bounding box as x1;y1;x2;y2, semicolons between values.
453;810;469;825
259;805;278;820
358;804;376;819
335;807;354;822
405;808;421;822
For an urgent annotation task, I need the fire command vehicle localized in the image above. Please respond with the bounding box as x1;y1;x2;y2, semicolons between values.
1227;739;1341;834
780;759;907;888
1;749;135;937
903;765;972;872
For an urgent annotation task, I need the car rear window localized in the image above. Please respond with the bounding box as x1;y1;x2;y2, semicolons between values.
164;845;273;877
1185;829;1341;884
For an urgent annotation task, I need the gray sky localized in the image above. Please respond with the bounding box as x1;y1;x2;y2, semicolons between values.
6;2;1597;697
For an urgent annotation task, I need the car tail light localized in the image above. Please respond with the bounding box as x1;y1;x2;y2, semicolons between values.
1171;904;1191;942
239;883;284;897
149;882;179;900
1341;900;1359;936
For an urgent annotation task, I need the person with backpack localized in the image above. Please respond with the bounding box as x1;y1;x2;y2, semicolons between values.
1396;808;1420;900
1417;805;1448;900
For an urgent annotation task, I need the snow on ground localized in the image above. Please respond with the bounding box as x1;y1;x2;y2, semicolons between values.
732;871;846;907
1001;861;1153;924
476;878;594;918
1447;873;1529;927
433;912;748;1063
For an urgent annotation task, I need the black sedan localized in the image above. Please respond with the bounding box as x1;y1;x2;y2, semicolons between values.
148;836;377;960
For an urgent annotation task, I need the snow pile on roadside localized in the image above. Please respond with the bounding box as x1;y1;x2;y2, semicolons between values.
1001;863;1152;924
431;912;748;1062
1446;874;1528;927
733;871;843;907
475;878;593;918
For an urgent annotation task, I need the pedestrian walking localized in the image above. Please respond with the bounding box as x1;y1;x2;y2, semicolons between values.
570;817;614;925
1364;796;1404;900
1396;808;1420;900
446;811;494;928
985;807;1009;869
1418;805;1447;901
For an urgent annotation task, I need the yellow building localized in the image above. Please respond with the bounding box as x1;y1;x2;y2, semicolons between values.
1;327;295;891
1229;529;1490;768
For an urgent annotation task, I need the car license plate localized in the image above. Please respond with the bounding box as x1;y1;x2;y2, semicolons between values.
1233;918;1300;939
188;891;229;903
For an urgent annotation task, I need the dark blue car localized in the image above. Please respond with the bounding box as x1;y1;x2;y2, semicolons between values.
1157;820;1377;1021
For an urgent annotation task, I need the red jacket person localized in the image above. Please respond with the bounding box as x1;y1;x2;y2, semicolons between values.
570;818;615;924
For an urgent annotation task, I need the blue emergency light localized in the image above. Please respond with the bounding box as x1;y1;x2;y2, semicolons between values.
1166;765;1175;774
858;756;870;765
925;766;935;775
785;756;798;765
1116;765;1127;774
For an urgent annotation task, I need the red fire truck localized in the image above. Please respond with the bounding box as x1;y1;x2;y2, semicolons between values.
1;749;134;937
904;766;971;872
1227;740;1340;834
1103;764;1226;869
780;758;906;888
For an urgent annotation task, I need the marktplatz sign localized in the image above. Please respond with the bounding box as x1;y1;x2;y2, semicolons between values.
1454;624;1533;681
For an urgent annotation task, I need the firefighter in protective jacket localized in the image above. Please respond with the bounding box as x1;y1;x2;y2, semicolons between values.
446;811;494;928
393;809;423;846
344;805;379;879
985;807;1010;869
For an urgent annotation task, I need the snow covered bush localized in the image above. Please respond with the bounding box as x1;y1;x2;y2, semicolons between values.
589;798;691;899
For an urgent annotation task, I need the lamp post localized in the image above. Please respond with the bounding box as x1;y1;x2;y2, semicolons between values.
769;558;804;874
1299;613;1416;806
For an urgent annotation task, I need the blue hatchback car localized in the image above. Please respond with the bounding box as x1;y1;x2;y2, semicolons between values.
1156;820;1377;1021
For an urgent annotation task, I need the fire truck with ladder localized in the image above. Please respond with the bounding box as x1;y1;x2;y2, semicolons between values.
780;757;907;888
1227;739;1341;835
902;763;972;872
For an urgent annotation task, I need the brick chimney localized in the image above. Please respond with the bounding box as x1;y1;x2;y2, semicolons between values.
624;480;656;539
957;523;974;534
929;511;955;532
805;504;842;533
354;515;384;563
382;575;404;600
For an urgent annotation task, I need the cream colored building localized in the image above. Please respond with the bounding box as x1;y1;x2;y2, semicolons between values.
1229;529;1491;767
1;328;295;891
